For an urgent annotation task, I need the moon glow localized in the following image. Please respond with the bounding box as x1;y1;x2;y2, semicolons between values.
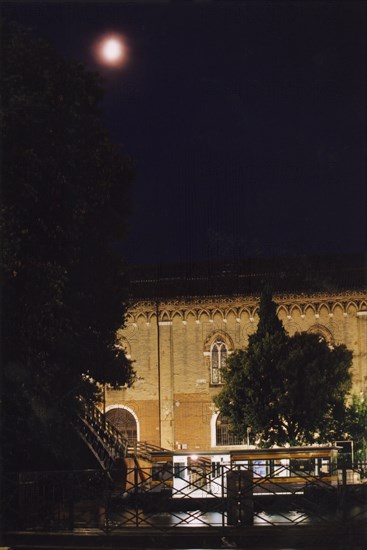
95;34;127;67
103;38;123;61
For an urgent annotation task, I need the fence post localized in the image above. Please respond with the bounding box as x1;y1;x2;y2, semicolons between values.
227;469;253;526
67;473;74;531
134;464;139;527
98;474;108;532
221;465;225;528
338;464;348;523
17;473;26;530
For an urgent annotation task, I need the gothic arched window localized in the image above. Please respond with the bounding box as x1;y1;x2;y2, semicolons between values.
307;324;334;347
106;407;138;445
216;413;242;446
210;339;227;385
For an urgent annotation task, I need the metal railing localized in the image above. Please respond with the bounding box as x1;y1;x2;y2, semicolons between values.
2;462;366;533
127;440;172;461
75;400;129;472
75;400;170;471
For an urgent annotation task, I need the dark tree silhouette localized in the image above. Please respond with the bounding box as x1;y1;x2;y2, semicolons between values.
1;21;135;470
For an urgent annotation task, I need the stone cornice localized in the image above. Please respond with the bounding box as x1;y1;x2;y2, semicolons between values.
126;290;367;321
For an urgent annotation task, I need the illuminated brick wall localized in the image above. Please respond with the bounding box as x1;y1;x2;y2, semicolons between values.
105;290;367;451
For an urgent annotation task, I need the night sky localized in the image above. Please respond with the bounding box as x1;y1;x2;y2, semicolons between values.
2;1;366;265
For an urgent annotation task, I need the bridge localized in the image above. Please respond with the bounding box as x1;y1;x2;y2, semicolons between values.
75;399;170;483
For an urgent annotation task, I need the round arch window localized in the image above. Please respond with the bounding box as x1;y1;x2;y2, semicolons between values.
106;408;137;445
216;413;242;446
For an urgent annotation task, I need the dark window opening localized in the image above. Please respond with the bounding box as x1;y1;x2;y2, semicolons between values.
105;408;137;445
216;413;242;446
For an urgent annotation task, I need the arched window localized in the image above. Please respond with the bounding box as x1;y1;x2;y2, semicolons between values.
106;408;138;445
210;339;227;385
307;324;334;346
216;413;242;446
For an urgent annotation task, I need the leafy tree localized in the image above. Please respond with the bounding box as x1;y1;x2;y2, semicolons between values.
0;21;135;470
336;396;367;461
214;288;353;446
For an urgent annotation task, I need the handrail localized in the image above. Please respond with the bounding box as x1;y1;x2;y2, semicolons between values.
76;399;171;470
81;400;129;459
127;440;172;461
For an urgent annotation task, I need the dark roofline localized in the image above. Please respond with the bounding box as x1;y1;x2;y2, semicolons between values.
127;253;367;301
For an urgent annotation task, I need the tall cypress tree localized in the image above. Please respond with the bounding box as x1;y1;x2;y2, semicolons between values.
253;285;285;339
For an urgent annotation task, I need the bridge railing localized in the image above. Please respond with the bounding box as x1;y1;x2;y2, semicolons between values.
2;461;366;534
128;440;171;461
76;402;129;470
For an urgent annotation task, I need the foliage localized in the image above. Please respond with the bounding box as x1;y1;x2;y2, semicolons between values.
214;288;353;446
340;396;367;461
0;21;135;470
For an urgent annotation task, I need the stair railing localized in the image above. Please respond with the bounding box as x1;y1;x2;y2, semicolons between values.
75;399;129;473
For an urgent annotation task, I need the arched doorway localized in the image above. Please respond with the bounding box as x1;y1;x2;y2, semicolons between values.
106;407;138;445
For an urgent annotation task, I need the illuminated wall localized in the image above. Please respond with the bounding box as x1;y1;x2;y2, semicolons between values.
106;290;367;451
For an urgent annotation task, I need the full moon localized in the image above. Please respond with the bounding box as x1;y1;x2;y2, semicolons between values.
102;38;123;62
95;34;127;67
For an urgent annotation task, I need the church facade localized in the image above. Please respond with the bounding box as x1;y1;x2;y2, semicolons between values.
104;256;367;452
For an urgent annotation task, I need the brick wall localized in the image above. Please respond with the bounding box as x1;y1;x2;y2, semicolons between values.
107;291;367;451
